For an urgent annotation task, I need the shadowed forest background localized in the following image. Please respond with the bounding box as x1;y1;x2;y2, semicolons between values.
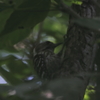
0;0;100;100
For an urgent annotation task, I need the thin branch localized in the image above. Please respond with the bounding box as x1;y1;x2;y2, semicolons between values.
60;0;81;19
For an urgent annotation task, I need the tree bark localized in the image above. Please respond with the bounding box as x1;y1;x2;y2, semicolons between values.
54;0;98;100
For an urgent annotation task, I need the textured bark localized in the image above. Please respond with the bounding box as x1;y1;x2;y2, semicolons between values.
95;1;100;100
63;1;96;74
54;1;98;100
56;0;97;76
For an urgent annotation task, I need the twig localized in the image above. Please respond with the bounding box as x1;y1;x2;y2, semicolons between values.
60;0;81;19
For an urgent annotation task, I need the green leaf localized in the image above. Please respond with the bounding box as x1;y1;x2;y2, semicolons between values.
3;0;25;8
0;8;13;33
0;66;22;85
7;60;32;77
0;49;33;85
1;0;51;36
0;50;25;60
0;28;31;49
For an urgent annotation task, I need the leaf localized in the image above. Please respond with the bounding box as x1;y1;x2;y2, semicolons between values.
0;66;22;85
0;0;51;36
0;28;31;49
0;50;33;85
3;0;25;8
7;60;32;76
0;50;25;60
0;8;13;33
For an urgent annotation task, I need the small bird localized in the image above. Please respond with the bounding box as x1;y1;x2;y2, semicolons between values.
33;41;61;79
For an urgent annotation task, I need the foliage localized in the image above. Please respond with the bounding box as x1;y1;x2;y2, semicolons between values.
0;0;99;100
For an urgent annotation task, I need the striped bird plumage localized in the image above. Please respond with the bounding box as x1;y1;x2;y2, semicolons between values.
33;41;61;79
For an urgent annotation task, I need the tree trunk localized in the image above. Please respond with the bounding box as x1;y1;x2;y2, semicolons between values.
53;0;98;100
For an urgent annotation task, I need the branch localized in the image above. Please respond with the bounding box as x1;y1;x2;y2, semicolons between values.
60;0;81;19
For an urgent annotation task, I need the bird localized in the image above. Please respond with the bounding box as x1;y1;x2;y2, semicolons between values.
33;41;61;79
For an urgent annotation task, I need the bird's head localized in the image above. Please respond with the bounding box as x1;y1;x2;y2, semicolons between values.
33;41;61;55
